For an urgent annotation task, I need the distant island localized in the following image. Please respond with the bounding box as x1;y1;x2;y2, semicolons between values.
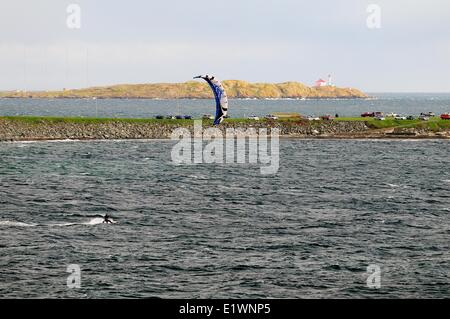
0;80;368;99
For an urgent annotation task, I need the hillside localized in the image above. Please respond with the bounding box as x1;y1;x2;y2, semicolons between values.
0;80;368;99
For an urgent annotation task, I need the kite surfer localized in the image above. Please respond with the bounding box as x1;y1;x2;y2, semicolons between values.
103;214;113;224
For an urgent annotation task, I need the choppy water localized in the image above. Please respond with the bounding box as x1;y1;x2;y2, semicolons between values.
0;139;449;298
1;93;449;118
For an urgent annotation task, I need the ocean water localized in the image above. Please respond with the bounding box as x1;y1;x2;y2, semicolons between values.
0;139;449;298
1;93;449;118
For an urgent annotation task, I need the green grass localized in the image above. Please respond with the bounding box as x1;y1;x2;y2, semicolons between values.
364;119;421;129
336;116;450;130
402;119;450;131
0;116;295;125
364;117;449;130
0;116;195;125
1;115;449;130
334;117;371;121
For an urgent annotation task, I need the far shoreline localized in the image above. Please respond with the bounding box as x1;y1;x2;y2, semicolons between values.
0;80;369;99
0;96;370;100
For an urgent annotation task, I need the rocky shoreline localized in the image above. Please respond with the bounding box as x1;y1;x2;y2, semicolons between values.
1;118;449;141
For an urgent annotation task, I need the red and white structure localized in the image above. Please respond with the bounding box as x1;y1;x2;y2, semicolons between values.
314;74;334;87
314;79;327;87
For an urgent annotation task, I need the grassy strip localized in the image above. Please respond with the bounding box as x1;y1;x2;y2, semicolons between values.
336;117;450;130
1;116;449;130
0;116;297;125
0;116;196;125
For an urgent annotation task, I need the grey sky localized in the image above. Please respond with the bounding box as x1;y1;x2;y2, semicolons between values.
0;0;449;92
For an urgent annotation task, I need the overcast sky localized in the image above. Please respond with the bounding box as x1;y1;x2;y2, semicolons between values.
0;0;448;92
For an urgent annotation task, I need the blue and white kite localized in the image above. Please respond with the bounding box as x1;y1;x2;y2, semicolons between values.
194;75;228;125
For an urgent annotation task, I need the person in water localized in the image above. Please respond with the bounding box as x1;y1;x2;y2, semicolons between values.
103;214;113;224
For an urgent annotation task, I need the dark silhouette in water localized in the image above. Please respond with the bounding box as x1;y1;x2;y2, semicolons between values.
103;214;113;224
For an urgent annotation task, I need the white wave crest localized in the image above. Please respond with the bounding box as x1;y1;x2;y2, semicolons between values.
48;218;116;226
84;217;106;225
0;217;116;228
48;222;76;227
0;220;36;227
386;183;400;188
84;217;117;225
